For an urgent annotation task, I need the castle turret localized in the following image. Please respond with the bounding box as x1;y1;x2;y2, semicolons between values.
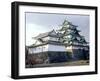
58;19;89;60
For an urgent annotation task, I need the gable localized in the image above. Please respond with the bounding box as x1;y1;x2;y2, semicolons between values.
50;30;57;36
34;40;42;45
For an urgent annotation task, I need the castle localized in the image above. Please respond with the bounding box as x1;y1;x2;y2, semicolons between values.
26;19;89;65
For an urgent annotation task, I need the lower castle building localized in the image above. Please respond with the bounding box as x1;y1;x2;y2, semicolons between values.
27;30;68;64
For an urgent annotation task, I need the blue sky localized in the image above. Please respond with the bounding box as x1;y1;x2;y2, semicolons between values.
25;12;89;46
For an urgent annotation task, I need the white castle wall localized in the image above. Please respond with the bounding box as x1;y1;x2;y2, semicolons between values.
28;44;66;54
42;36;59;42
48;44;66;51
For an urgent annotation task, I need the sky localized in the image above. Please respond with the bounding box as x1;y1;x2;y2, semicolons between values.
25;12;89;46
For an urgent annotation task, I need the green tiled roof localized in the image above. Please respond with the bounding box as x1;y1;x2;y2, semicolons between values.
58;19;87;45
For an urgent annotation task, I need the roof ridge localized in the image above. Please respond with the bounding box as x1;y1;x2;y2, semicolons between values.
33;29;58;39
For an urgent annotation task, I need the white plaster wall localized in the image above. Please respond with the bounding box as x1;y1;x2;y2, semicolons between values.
48;44;66;52
49;37;58;41
42;36;58;41
29;45;48;53
66;46;72;49
66;46;88;49
29;44;66;53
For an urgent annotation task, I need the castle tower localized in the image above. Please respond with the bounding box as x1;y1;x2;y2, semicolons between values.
58;19;89;61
